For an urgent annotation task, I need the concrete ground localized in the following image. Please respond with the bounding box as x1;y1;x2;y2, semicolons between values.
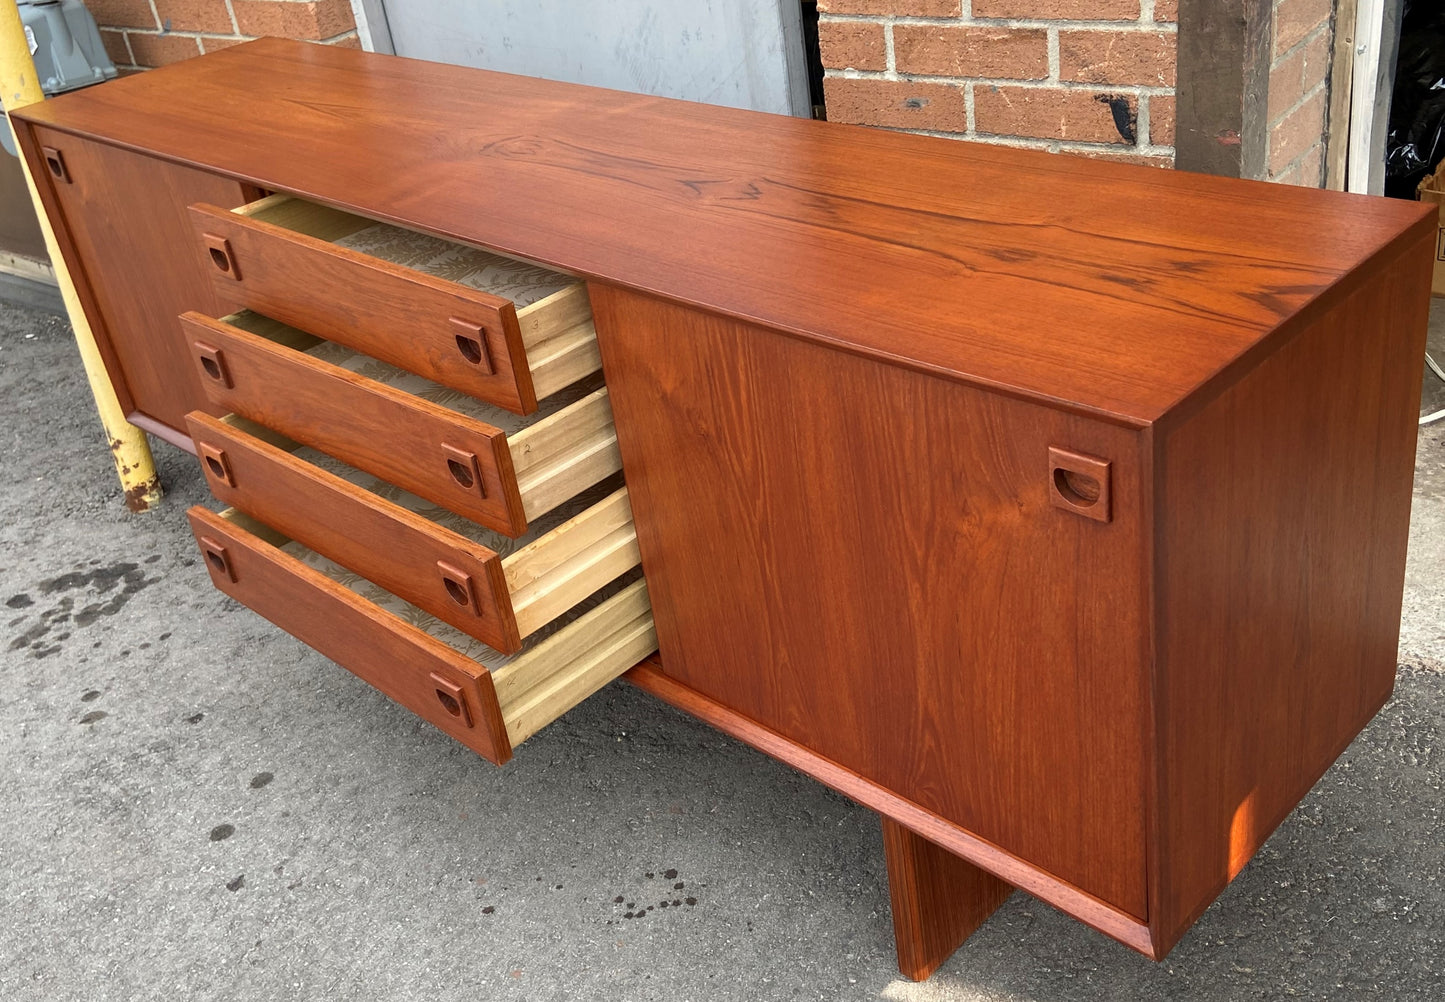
0;294;1441;1002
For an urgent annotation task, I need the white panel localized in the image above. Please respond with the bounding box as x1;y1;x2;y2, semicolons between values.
371;0;809;117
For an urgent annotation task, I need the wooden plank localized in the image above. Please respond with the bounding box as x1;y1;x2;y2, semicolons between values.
517;284;603;399
507;387;623;521
15;38;1433;425
492;578;656;743
882;818;1014;981
503;487;641;637
1326;0;1359;191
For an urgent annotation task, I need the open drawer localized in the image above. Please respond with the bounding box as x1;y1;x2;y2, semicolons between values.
181;310;620;536
187;506;656;765
189;194;599;415
186;410;640;654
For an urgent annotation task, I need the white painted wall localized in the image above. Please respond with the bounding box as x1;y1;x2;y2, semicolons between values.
350;0;810;118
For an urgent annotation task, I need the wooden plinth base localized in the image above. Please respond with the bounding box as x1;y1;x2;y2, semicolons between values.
882;816;1014;980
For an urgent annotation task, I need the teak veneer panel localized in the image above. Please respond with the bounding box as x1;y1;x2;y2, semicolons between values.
21;126;252;434
14;38;1434;426
882;818;1014;981
1147;234;1434;954
592;285;1152;920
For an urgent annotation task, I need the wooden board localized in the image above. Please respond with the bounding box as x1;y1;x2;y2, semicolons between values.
15;38;1433;426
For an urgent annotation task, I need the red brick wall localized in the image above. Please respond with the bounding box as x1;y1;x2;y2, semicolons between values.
86;0;358;70
1266;0;1332;186
818;0;1179;168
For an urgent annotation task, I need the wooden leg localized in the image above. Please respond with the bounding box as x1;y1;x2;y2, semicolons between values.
881;816;1014;981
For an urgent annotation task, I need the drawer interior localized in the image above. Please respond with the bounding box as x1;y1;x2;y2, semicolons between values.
217;310;622;524
236;195;601;400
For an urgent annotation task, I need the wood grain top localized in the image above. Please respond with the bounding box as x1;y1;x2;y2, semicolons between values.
19;38;1433;425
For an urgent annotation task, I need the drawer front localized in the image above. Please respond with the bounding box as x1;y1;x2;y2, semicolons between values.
186;411;523;653
187;507;657;761
181;311;530;535
190;202;539;414
187;506;514;764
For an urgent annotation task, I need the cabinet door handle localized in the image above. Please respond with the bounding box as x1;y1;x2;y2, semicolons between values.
1048;447;1111;523
40;146;70;184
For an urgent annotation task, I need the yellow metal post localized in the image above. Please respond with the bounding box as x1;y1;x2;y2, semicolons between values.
0;1;162;511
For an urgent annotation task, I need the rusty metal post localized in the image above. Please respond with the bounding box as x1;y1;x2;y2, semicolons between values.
0;0;162;511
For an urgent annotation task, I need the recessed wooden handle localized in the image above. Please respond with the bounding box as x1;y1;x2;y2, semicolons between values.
429;672;474;727
202;232;240;280
198;535;236;583
1048;447;1111;523
436;560;478;613
441;443;486;496
192;341;233;388
450;318;494;374
197;442;236;487
40;146;70;183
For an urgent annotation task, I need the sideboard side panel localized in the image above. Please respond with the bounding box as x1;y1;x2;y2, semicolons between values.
592;285;1153;919
1151;233;1434;954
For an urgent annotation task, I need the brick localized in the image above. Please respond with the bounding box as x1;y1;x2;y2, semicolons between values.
1291;143;1324;188
1272;160;1300;185
1154;0;1179;21
818;0;960;15
818;20;887;72
1300;24;1330;89
1267;47;1305;124
154;0;233;33
975;85;1136;144
1065;147;1174;168
327;32;362;49
823;77;966;132
973;0;1140;19
99;28;134;67
126;30;202;66
1273;0;1330;58
1149;92;1175;145
86;0;159;31
893;25;1048;80
1059;30;1176;87
1268;87;1326;174
231;0;355;41
200;35;247;53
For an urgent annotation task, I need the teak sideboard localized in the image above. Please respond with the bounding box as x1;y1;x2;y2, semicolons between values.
14;38;1434;979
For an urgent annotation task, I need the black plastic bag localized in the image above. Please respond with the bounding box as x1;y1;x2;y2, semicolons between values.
1385;0;1445;199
